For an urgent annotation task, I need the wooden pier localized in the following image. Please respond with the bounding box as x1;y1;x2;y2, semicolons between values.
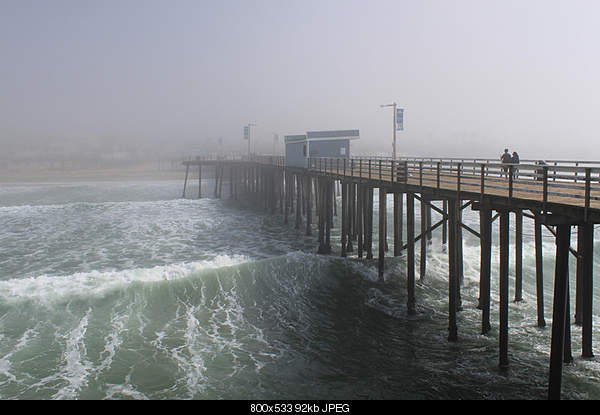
182;154;600;400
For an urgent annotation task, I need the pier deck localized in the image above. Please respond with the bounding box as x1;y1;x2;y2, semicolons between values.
182;155;600;400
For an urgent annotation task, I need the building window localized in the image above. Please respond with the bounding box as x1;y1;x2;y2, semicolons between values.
303;144;307;157
340;147;346;156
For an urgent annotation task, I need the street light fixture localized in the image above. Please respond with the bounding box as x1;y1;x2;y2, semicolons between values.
272;133;279;155
245;122;256;156
380;102;397;160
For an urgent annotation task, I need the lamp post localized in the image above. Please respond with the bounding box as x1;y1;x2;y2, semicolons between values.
272;133;279;155
381;102;397;160
245;122;256;156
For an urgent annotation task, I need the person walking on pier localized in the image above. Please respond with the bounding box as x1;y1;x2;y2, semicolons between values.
511;151;520;178
500;148;511;178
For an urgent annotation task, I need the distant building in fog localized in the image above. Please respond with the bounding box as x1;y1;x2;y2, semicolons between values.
284;130;360;168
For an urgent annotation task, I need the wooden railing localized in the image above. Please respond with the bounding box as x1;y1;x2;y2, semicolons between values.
308;158;408;183
247;155;286;166
183;153;600;212
307;157;600;213
183;154;286;166
352;156;600;182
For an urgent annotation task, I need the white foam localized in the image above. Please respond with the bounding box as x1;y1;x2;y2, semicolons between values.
104;381;149;400
0;255;250;304
95;311;127;377
52;310;93;400
0;327;38;385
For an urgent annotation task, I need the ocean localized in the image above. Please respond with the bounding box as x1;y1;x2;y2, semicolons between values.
1;178;600;400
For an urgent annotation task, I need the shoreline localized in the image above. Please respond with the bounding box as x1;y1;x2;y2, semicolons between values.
0;167;190;184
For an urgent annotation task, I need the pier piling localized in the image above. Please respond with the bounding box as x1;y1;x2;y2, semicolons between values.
378;187;387;281
499;209;510;368
448;198;459;341
549;224;571;400
420;195;427;281
198;164;202;198
394;192;403;257
407;192;416;315
180;155;600;400
479;203;492;334
515;210;523;302
534;213;546;328
182;163;189;198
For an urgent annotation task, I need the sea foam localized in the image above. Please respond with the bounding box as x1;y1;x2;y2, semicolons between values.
0;255;249;304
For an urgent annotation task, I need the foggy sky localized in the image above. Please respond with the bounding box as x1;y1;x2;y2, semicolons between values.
1;0;599;161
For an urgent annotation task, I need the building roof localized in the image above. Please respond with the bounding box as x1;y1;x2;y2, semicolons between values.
284;134;307;143
306;130;360;140
284;130;360;144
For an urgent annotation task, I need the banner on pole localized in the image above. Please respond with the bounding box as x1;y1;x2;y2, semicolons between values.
396;108;404;131
243;126;249;140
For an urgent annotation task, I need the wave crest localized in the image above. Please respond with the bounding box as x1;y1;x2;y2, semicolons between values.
0;255;250;304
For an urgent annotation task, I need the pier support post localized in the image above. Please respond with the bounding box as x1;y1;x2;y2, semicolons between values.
457;204;464;290
198;164;202;198
378;188;387;281
514;210;523;302
479;203;492;334
317;178;332;255
420;194;428;281
582;223;594;358
535;213;546;327
407;192;416;315
279;171;284;214
565;276;573;364
317;179;326;254
357;185;364;258
548;224;571;400
366;187;374;260
442;199;448;249
295;175;302;230
384;192;389;253
499;209;510;368
363;186;369;258
394;192;403;257
347;183;354;252
270;170;277;214
306;176;312;236
576;226;584;326
234;167;238;200
214;165;219;198
284;172;289;224
288;172;294;215
182;163;190;198
218;165;223;199
342;182;348;258
448;198;458;341
232;166;236;200
325;180;332;253
427;201;433;246
333;180;337;217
